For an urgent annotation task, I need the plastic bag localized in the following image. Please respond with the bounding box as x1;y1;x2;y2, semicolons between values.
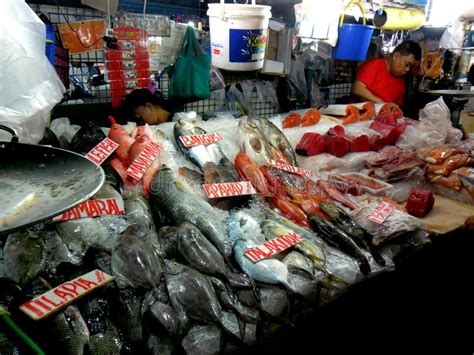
226;83;251;115
50;117;81;143
287;54;307;103
257;81;280;110
0;0;65;144
397;97;462;151
209;65;225;92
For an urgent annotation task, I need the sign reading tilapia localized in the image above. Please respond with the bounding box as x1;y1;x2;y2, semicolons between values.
269;159;314;177
19;270;114;320
203;181;256;198
179;132;223;147
52;198;124;221
244;232;304;263
85;138;119;165
127;141;163;181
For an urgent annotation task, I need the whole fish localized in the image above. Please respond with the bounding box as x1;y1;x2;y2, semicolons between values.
70;120;106;155
25;277;90;355
177;222;251;288
124;190;155;232
108;116;134;166
318;180;358;210
174;120;227;171
164;260;223;326
148;300;184;337
308;214;371;275
40;230;81;272
3;230;46;284
157;226;179;259
92;183;123;201
102;164;124;192
233;239;293;289
259;116;297;166
227;209;266;245
111;225;163;289
283;251;314;276
203;161;236;184
238;116;273;166
319;202;386;267
178;166;204;186
181;325;222;355
149;167;232;258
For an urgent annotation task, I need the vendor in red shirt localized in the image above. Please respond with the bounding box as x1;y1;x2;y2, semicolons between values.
351;41;421;107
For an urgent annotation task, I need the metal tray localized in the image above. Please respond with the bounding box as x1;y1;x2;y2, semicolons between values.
0;125;104;235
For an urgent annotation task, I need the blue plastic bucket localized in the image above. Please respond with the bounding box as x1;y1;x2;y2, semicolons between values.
332;0;374;61
333;23;374;61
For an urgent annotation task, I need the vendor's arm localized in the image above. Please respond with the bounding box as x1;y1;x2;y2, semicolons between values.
351;80;384;103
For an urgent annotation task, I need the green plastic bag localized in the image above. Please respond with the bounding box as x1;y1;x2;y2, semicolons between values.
167;27;211;100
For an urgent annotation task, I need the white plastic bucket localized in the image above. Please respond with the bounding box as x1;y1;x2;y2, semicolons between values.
207;0;271;71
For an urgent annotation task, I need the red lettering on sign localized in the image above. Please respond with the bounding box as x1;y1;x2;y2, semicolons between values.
20;301;44;318
76;277;98;289
54;288;75;301
41;295;64;308
61;283;79;297
95;270;105;283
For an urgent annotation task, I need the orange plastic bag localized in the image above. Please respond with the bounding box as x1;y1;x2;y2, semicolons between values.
58;20;105;54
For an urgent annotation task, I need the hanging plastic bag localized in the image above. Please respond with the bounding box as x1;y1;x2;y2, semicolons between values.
209;65;225;92
226;83;251;115
166;26;211;100
0;0;65;144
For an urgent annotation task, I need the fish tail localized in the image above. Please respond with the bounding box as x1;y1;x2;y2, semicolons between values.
358;257;371;275
370;248;386;267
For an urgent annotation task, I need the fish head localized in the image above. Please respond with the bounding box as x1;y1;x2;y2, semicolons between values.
174;120;206;136
149;165;174;194
228;209;262;241
260;219;288;238
163;259;186;275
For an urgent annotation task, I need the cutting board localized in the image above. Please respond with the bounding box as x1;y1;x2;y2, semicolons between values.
419;195;474;235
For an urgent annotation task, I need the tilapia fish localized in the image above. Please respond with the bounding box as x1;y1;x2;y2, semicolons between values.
70;120;106;155
259;116;297;166
177;222;251;288
174;120;238;180
124;190;155;232
238;116;273;166
111;225;163;289
164;260;223;326
149;167;232;257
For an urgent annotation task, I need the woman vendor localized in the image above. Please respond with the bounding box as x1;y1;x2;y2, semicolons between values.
121;88;175;125
351;40;422;108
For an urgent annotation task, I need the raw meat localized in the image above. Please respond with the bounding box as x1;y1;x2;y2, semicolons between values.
405;188;435;218
295;133;325;156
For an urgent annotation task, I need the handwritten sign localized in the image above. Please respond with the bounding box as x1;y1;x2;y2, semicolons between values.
244;231;304;263
85;138;119;165
203;181;256;199
367;201;395;224
53;198;124;222
179;133;223;148
19;270;114;320
269;159;314;177
127;141;163;181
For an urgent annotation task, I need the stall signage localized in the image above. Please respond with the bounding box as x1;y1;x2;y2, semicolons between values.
203;181;256;198
85;138;119;165
269;159;314;177
19;270;114;320
53;198;124;221
127;141;163;181
244;232;304;263
179;133;223;147
367;201;395;224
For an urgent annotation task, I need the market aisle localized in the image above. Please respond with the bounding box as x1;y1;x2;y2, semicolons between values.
249;229;474;354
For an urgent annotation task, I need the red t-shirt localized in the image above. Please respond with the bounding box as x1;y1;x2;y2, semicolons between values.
355;58;405;106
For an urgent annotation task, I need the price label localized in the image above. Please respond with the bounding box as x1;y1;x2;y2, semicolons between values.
367;201;395;224
127;141;162;181
19;270;114;320
53;198;124;222
269;159;313;177
244;231;304;263
179;133;223;147
85;138;119;165
203;181;256;199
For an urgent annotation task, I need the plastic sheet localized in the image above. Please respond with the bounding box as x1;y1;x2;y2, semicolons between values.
0;0;65;144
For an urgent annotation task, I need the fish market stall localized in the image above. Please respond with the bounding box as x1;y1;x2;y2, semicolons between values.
2;93;474;354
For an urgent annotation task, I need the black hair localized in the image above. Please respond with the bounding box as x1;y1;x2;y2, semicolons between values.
122;88;170;112
392;40;422;61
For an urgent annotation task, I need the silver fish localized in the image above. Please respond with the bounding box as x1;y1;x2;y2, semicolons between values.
227;209;266;245
259;116;297;166
56;218;110;254
149;167;232;257
283;251;314;275
177;222;251;288
124;191;155;232
238;116;273;166
174;120;229;171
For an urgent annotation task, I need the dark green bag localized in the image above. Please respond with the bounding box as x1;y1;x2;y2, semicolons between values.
167;27;211;100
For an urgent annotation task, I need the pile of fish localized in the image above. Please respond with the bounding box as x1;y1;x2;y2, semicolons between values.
0;115;432;354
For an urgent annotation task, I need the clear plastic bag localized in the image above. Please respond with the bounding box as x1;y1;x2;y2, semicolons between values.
0;0;65;144
209;65;225;92
257;81;280;110
397;97;462;151
287;54;307;103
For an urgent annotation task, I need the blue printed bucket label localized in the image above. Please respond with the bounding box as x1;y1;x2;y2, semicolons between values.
229;28;267;63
